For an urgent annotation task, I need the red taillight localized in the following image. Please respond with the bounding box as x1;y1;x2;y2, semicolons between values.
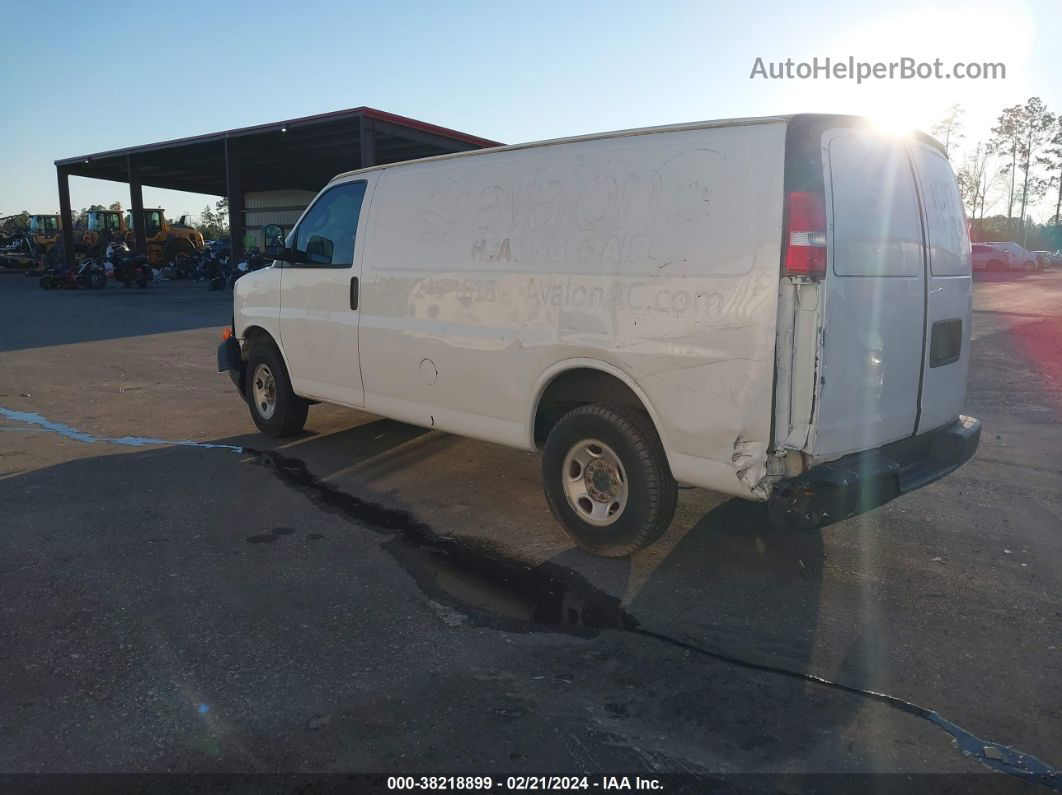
784;191;827;276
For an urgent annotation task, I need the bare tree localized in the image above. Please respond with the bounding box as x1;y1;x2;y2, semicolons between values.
957;161;979;219
957;140;1011;223
957;142;991;220
932;104;965;159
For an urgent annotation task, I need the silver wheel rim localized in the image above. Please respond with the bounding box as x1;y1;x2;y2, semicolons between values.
252;363;277;420
561;438;628;527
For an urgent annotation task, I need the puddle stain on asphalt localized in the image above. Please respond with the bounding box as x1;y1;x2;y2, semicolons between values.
0;408;244;451
2;406;1058;789
244;526;313;544
248;448;632;633
245;534;279;544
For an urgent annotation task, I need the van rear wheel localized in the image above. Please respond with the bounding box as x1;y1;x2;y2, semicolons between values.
542;404;677;557
244;342;308;437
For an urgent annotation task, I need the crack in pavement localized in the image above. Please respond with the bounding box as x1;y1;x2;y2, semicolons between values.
3;406;1059;788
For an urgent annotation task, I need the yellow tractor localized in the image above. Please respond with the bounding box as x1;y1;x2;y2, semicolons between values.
125;208;205;266
81;209;125;252
28;215;62;251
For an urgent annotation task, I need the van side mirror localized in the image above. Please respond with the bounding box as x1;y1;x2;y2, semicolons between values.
263;223;286;258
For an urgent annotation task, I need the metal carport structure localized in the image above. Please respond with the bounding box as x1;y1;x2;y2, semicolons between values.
53;107;502;269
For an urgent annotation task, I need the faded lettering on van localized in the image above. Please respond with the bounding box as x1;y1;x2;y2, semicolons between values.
471;234;652;266
414;175;467;245
469;170;664;238
471;236;568;264
576;175;619;230
525;277;726;321
598;234;651;264
410;277;498;309
385;144;759;277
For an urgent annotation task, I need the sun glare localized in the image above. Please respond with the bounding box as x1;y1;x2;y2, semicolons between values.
786;2;1033;141
867;114;916;137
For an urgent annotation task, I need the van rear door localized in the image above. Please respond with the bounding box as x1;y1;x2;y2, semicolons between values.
908;142;972;432
810;130;928;459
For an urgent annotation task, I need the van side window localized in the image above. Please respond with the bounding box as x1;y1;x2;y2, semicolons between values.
912;147;970;276
293;181;367;267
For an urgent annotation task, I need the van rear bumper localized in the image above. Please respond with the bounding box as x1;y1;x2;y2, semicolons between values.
768;415;981;530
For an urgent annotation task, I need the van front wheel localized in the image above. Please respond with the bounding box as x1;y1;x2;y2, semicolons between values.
542;404;677;557
244;342;308;437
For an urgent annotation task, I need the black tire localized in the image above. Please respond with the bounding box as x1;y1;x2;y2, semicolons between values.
542;404;677;557
244;340;308;437
89;272;106;290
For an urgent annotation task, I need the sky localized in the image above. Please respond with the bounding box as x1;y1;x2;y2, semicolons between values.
2;0;1059;221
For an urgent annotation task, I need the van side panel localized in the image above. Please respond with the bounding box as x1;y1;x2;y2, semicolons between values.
358;123;788;498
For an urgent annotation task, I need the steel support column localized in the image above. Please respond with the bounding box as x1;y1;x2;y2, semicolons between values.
225;137;245;263
56;166;76;271
360;116;376;168
127;155;147;256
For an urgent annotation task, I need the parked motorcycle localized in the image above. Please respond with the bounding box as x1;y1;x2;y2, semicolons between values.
199;239;232;290
106;242;151;289
228;250;270;288
172;251;199;280
39;257;106;290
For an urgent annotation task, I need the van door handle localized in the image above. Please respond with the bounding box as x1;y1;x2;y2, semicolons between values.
349;277;359;310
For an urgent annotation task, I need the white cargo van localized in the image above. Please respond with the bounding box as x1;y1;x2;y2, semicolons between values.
219;114;981;556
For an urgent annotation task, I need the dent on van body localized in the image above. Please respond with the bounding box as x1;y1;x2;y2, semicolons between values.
357;123;788;499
